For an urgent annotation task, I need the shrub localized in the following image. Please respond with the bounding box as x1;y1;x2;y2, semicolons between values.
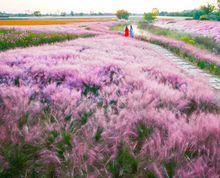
33;11;41;16
143;13;156;23
151;8;159;16
180;36;196;45
207;12;220;21
193;10;206;20
200;15;208;20
116;10;130;20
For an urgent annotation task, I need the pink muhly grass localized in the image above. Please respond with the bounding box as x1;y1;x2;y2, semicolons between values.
0;22;219;177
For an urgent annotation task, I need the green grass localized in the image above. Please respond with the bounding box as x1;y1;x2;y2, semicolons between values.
138;22;220;55
0;28;94;51
110;24;125;32
108;142;138;178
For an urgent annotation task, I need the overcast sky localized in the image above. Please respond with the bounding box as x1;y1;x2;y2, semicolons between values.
0;0;217;14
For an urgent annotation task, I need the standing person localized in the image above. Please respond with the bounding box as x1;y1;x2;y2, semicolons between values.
130;25;134;38
124;25;129;37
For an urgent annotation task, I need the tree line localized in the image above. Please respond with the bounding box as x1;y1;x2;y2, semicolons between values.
116;1;220;21
0;11;114;18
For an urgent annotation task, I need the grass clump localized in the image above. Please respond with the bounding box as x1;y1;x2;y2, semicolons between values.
82;83;100;96
137;122;154;142
108;142;138;178
0;143;42;178
94;127;103;142
162;159;177;178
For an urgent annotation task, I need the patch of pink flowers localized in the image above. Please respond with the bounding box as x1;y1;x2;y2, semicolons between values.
0;23;219;177
154;19;220;43
1;21;119;35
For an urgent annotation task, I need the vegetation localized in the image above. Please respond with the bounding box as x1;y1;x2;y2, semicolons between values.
108;143;138;177
200;3;216;14
0;22;219;177
160;2;220;21
116;10;130;20
0;29;94;51
143;8;160;23
33;11;41;17
110;24;125;32
147;39;220;76
138;22;220;54
143;13;156;23
0;18;114;26
0;11;114;18
137;22;220;76
151;8;160;16
159;10;195;17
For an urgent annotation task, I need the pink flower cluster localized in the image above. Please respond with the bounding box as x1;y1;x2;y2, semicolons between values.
154;19;220;43
0;23;219;177
1;21;119;36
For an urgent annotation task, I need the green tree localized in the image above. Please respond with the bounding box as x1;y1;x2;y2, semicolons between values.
60;12;66;16
33;11;41;16
70;11;74;16
218;0;220;10
116;9;130;20
143;12;156;23
200;3;216;14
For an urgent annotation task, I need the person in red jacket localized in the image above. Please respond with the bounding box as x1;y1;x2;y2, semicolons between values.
124;25;129;37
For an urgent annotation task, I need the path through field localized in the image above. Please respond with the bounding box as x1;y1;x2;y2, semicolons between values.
133;25;220;104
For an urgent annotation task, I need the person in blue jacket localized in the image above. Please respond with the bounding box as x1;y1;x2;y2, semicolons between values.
130;25;134;38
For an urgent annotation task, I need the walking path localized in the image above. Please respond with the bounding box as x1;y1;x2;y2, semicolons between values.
133;25;220;91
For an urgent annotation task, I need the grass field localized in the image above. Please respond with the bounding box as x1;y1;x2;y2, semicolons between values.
0;18;116;26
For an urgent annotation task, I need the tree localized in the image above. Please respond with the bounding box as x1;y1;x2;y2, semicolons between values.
151;8;159;16
116;10;130;20
70;11;74;16
143;12;156;23
200;3;215;14
193;10;206;20
60;12;66;16
33;11;41;16
218;0;220;10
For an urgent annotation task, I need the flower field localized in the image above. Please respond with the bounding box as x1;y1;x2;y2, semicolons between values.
0;22;220;177
1;21;119;35
154;20;220;43
0;18;115;26
0;28;94;51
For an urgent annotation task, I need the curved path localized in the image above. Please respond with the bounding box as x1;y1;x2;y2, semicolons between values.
133;25;220;90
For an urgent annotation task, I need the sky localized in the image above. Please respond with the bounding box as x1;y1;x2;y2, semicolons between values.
0;0;217;14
